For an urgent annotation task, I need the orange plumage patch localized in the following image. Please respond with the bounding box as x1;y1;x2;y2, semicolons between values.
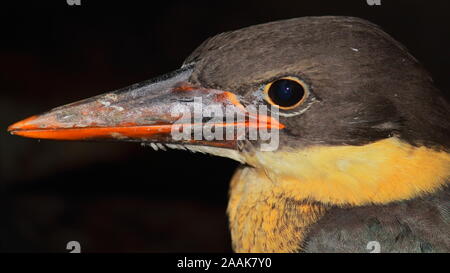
246;137;450;205
228;138;449;252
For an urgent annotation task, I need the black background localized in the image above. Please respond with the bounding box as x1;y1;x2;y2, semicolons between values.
1;0;449;252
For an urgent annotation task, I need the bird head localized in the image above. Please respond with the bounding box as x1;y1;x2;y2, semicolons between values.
8;17;450;206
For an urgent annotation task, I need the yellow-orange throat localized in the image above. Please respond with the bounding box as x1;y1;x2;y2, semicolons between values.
228;138;450;252
243;137;450;205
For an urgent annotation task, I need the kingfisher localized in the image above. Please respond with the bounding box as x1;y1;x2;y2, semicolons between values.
8;17;450;253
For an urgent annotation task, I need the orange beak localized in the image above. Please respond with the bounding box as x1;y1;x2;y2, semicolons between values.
8;65;284;149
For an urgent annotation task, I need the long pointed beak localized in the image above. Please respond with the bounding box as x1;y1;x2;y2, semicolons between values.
8;64;284;149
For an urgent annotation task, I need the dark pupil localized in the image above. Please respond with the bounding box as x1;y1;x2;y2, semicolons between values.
268;79;305;107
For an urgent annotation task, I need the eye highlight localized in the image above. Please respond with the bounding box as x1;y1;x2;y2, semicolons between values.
264;77;308;110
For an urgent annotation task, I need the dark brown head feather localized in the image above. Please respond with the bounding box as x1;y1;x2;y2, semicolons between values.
185;16;450;149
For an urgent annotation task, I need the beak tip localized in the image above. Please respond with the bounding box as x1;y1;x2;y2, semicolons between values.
8;115;39;131
7;115;41;138
7;123;19;134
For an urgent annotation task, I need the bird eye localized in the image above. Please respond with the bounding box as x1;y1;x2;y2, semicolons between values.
264;77;308;109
